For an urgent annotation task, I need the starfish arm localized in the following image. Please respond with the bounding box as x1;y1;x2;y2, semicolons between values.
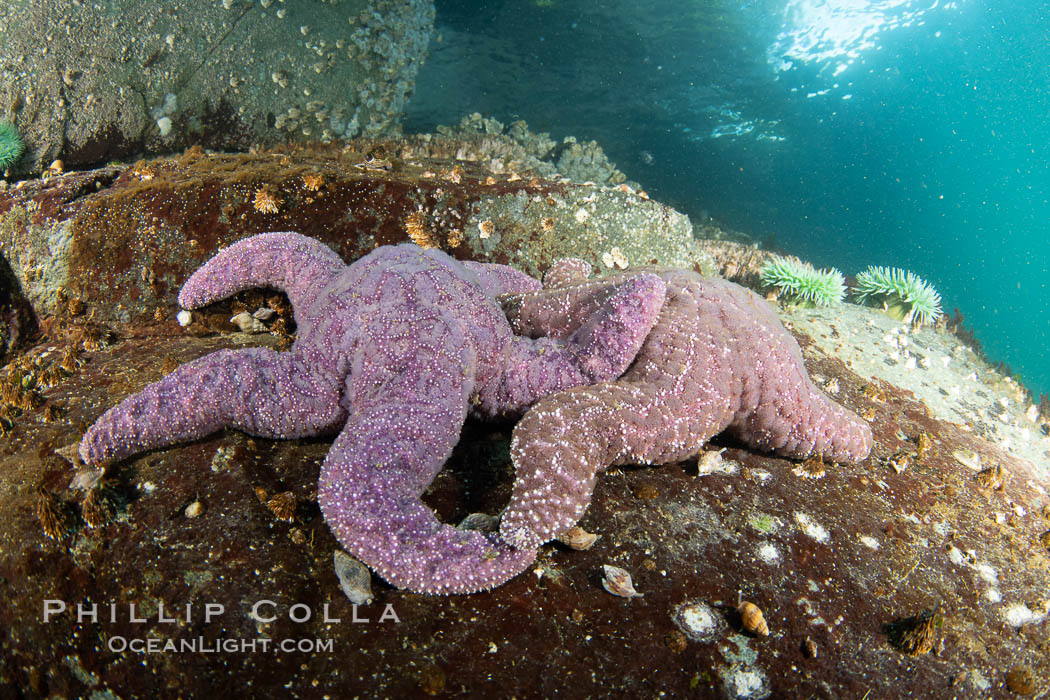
541;257;592;289
461;260;542;297
501;276;625;340
479;273;667;416
501;273;873;549
500;387;614;550
78;348;346;464
178;232;345;322
318;341;536;594
507;269;866;463
729;359;873;462
500;378;729;549
709;279;873;462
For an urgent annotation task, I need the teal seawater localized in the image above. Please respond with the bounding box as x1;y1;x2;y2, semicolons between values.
407;0;1050;399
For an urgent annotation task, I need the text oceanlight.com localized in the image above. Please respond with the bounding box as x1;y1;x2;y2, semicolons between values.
108;636;334;654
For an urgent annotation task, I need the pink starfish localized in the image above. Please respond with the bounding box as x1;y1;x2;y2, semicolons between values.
499;260;873;550
79;233;667;594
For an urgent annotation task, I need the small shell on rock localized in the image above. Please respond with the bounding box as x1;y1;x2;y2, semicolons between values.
952;449;982;471
738;601;769;636
230;311;268;334
665;630;688;653
1005;664;1038;695
601;564;642;598
696;448;728;476
55;442;84;467
69;466;105;492
457;512;498;532
252;307;277;321
176;310;193;327
334;550;374;605
184;500;204;519
557;526;598;551
888;452;910;474
974;463;1005;490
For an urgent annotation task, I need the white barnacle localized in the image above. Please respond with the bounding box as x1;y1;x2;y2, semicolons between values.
794;511;830;543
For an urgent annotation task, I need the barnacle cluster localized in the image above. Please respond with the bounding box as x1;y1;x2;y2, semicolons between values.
267;491;297;522
253;187;283;214
794;454;827;479
915;431;932;456
601;246;629;270
251;1;434;142
35;486;66;540
0;345;81;436
81;487;115;529
886;609;939;655
432;113;629;186
862;381;888;403
404;210;439;248
404;209;464;250
973;462;1005;490
301;172;325;191
695;239;776;288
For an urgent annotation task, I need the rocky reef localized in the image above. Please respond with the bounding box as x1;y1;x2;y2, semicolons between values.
436;113;630;187
0;136;704;338
0;143;1048;697
0;0;434;175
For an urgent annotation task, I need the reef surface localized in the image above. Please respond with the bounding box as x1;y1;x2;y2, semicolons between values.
0;146;1048;698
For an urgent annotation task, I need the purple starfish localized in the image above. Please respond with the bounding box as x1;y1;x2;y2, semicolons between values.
499;261;873;550
79;233;667;594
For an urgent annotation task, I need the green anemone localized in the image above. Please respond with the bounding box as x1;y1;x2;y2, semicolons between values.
759;256;845;308
0;121;24;171
852;265;943;327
